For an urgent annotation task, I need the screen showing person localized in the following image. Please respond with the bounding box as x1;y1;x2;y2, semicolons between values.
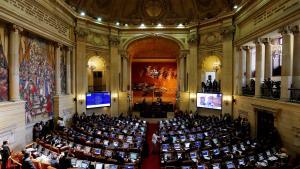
94;148;101;155
174;143;181;150
212;163;221;169
226;161;235;169
162;144;169;152
181;167;191;169
71;158;77;166
190;151;197;159
95;163;103;169
197;165;206;169
164;153;172;161
197;93;222;110
103;140;109;147
81;161;90;169
118;152;125;158
194;141;201;148
130;152;137;160
76;160;83;168
213;148;220;156
238;159;245;166
184;142;190;149
104;150;112;157
123;142;129;149
124;166;134;169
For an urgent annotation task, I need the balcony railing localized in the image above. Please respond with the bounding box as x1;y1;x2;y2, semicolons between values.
88;85;106;92
289;88;300;103
261;87;280;99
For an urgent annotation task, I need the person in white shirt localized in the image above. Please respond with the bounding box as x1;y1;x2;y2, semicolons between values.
151;132;159;154
57;117;65;130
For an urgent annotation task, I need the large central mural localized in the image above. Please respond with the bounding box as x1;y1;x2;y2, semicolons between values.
19;35;56;124
131;62;177;104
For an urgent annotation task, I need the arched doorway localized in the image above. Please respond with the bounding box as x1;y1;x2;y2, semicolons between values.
200;55;222;91
87;56;106;92
127;36;180;115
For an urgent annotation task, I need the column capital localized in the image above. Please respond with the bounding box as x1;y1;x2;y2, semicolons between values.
75;27;89;39
279;26;293;35
291;24;299;34
119;50;128;58
254;38;263;45
109;35;120;47
261;38;272;44
179;50;189;58
188;34;199;46
8;24;23;33
54;42;63;49
241;46;251;51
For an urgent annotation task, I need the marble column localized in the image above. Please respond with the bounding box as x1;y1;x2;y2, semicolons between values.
255;39;265;97
280;27;294;101
238;47;245;95
244;46;252;86
66;47;71;95
55;44;62;95
8;25;22;101
262;38;273;80
292;25;300;88
109;35;121;116
122;55;128;91
179;52;187;92
187;32;198;112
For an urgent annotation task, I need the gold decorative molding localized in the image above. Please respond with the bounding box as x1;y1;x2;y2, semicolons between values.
109;35;120;47
187;34;199;46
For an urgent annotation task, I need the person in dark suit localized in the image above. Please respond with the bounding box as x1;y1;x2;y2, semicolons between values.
1;141;11;169
58;152;72;169
21;151;36;169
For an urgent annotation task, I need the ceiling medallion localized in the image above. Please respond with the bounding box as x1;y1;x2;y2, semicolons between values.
144;0;163;18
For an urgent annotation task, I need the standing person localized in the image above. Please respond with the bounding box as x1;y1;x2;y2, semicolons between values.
57;117;65;130
1;140;11;169
21;151;36;169
151;132;159;154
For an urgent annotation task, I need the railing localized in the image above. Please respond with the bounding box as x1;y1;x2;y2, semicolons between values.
88;85;106;92
289;88;300;103
242;86;255;96
261;87;281;99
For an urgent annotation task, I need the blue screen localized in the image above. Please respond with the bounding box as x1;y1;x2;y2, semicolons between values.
86;92;111;108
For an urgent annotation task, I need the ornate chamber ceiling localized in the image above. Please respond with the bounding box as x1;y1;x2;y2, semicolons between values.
127;37;180;60
65;0;242;25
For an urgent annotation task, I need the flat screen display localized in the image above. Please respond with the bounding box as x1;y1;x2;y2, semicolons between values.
197;93;222;110
86;92;111;108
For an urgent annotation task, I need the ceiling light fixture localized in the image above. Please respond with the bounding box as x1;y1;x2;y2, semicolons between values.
80;11;85;16
156;23;163;28
233;5;238;9
116;22;120;26
177;23;184;28
125;24;128;27
139;23;146;29
97;17;102;22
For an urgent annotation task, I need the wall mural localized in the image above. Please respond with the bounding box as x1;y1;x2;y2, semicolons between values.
131;62;177;104
60;52;66;94
19;35;55;124
0;39;8;102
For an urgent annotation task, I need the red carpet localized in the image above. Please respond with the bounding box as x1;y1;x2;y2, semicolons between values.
142;123;160;169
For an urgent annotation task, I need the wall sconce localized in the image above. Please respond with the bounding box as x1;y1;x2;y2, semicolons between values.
223;95;232;106
88;62;96;71
190;93;197;103
213;62;221;72
112;93;118;102
78;94;85;104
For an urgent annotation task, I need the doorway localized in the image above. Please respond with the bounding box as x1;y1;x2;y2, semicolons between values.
256;109;275;139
